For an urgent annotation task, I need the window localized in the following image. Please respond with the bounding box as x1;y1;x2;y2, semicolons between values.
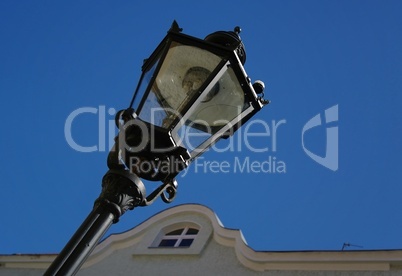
158;227;199;248
136;220;210;255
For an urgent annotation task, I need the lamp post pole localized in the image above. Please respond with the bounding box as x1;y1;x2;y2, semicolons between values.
44;170;145;276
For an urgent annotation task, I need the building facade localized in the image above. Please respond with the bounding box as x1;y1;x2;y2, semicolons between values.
1;204;402;275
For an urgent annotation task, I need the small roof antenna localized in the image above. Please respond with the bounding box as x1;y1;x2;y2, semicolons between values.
342;242;363;251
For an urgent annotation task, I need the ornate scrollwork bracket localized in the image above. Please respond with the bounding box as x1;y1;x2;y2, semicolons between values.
141;179;178;206
94;169;178;223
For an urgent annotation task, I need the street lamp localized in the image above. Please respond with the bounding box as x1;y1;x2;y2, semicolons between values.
45;21;269;276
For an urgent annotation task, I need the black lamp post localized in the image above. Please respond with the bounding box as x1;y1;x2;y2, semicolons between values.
45;21;269;276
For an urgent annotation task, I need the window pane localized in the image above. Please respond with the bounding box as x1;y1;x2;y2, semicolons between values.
166;229;184;235
179;239;194;247
186;228;199;235
159;239;177;247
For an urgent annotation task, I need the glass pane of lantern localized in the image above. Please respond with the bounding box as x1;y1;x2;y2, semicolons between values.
188;65;250;129
138;89;171;127
177;124;212;152
176;65;250;153
131;57;160;116
137;41;223;129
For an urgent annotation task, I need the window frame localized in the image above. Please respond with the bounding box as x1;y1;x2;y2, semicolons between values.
158;226;199;248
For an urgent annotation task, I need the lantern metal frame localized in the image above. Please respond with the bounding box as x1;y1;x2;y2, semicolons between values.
110;21;268;183
131;21;266;144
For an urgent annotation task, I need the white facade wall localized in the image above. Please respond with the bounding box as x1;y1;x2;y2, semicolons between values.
1;204;402;276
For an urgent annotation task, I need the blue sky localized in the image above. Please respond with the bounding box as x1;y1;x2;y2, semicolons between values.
0;1;401;254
